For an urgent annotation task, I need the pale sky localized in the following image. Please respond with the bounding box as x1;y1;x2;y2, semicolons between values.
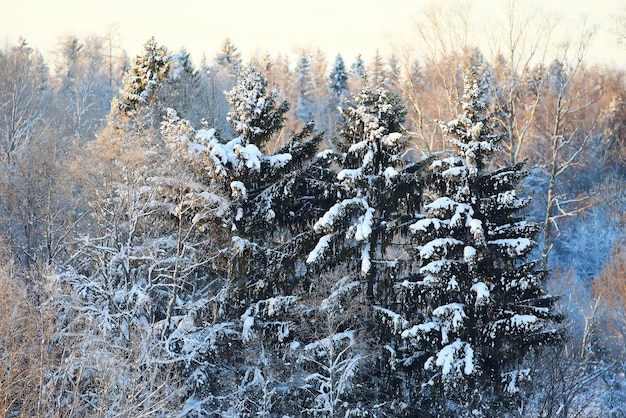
2;0;625;69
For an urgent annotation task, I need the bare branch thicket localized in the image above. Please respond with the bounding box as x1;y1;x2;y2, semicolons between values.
537;24;601;269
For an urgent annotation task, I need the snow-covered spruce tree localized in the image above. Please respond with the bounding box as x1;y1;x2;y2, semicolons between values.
296;51;315;123
329;54;348;96
223;64;289;148
351;55;367;82
109;36;170;130
161;65;337;416
215;37;242;76
308;82;420;304
306;82;424;414
393;64;562;416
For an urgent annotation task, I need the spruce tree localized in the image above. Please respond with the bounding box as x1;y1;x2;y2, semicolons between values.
215;37;242;75
160;47;200;121
351;54;367;81
329;54;348;96
306;82;424;414
393;62;562;417
161;65;335;415
308;82;419;300
369;50;386;84
223;65;288;148
109;37;169;127
296;51;314;122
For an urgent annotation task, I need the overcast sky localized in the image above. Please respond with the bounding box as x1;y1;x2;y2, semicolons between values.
2;0;625;68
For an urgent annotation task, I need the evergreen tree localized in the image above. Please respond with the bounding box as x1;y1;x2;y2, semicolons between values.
296;51;314;123
161;65;335;415
109;37;170;128
387;54;402;91
351;54;367;81
329;54;348;96
159;47;202;123
369;50;386;84
388;63;562;417
223;65;289;147
306;82;424;414
215;37;242;75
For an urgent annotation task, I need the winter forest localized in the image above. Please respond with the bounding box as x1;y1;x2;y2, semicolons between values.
1;4;626;418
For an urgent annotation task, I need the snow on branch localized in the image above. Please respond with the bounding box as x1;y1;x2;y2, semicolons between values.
312;197;367;235
373;306;409;333
419;237;464;262
320;276;361;314
488;238;533;258
162;108;292;183
306;233;334;265
426;339;475;378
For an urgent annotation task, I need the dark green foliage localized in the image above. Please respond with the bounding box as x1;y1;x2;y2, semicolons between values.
387;62;563;417
306;82;426;414
309;83;421;298
160;65;342;415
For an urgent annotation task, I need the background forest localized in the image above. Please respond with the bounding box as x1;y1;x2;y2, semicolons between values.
1;4;626;418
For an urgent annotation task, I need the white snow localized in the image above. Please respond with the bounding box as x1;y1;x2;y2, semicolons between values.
307;233;333;264
164;108;293;182
464;246;477;264
264;152;292;168
316;149;335;159
361;242;372;275
230;181;247;199
384;166;399;184
425;196;457;212
471;281;490;305
510;314;539;329
362;149;374;169
373;306;408;332
347;140;368;154
497;189;517;206
382;132;402;146
354;207;374;242
433;303;466;334
420;259;451;276
469;218;485;244
337;167;362;182
313;197;365;234
488;238;533;257
433;339;475;376
419;237;464;260
442;165;467;178
235;207;244;222
410;217;446;233
241;308;255;342
401;321;439;340
450;202;473;228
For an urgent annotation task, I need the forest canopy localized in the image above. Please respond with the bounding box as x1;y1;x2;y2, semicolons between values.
1;6;626;417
